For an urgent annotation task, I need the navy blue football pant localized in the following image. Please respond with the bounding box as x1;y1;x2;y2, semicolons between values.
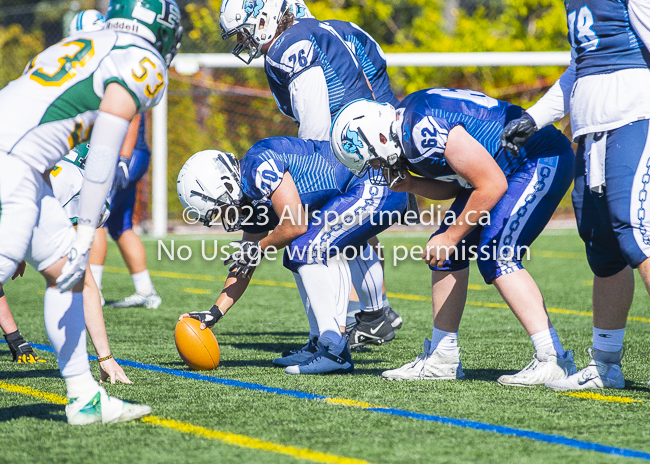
573;119;650;277
283;182;408;272
430;135;575;284
106;148;150;240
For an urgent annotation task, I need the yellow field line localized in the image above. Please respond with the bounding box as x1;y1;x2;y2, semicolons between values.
103;267;650;323
558;392;642;404
0;380;67;405
142;416;372;464
182;288;212;295
0;381;372;464
530;250;585;260
320;397;383;409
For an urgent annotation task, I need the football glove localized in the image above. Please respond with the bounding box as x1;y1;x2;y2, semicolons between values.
114;157;130;190
224;240;263;277
187;305;224;329
500;113;537;155
4;331;46;364
57;224;94;292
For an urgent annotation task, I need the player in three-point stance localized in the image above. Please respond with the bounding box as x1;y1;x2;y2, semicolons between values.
219;0;411;345
0;0;182;424
331;91;575;385
501;0;650;390
177;137;407;374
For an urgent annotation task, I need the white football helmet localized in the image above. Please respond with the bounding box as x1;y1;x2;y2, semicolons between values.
330;99;405;186
177;150;247;230
219;0;288;64
286;0;313;19
69;9;106;35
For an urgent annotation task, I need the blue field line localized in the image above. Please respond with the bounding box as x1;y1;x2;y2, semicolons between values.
4;340;650;461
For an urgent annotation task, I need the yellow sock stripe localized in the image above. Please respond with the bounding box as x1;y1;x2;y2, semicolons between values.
0;381;67;405
558;392;642;404
0;380;372;464
103;267;650;323
142;416;372;464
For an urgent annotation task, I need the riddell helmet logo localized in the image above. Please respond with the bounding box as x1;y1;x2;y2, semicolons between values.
342;124;364;157
106;20;140;34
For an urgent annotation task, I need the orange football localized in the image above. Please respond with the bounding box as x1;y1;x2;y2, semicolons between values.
174;318;220;370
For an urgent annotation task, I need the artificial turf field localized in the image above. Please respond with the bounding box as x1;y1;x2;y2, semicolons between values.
1;229;649;464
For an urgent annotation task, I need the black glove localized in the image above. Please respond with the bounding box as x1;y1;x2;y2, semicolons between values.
500;113;537;155
224;240;263;277
114;157;130;190
187;305;224;329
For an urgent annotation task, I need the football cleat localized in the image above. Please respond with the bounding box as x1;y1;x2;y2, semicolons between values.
285;340;354;375
545;348;625;391
347;311;395;349
66;386;152;425
384;305;403;330
497;347;577;387
109;290;162;309
382;339;465;380
273;337;319;367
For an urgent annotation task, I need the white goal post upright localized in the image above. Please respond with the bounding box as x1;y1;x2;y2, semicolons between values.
150;51;571;237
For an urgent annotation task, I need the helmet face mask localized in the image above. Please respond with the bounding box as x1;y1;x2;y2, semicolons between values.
177;150;249;231
220;0;287;64
331;99;405;187
105;0;183;67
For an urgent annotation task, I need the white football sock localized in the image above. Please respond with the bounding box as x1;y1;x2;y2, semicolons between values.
530;327;565;356
90;264;104;289
382;292;390;309
44;289;91;378
297;262;345;346
593;327;625;352
430;327;458;355
293;272;319;339
348;247;383;312
328;255;351;331
65;370;99;400
132;269;154;296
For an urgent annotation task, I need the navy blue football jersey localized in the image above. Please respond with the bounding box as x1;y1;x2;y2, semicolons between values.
566;0;650;78
397;88;564;181
264;18;374;121
240;137;362;233
325;20;398;106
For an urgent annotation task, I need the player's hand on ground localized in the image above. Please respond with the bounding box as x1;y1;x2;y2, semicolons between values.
11;261;26;280
500;113;537;155
180;305;224;330
422;232;459;268
100;357;132;384
56;245;90;292
224;241;263;277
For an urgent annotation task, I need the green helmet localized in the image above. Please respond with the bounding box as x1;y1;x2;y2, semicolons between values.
105;0;183;67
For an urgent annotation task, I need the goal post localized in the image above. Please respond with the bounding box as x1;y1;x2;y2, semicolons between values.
151;51;571;237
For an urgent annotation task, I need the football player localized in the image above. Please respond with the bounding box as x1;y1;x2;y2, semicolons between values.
0;0;181;424
219;0;409;342
4;143;131;382
501;0;650;390
331;92;576;385
177;138;407;374
68;6;162;311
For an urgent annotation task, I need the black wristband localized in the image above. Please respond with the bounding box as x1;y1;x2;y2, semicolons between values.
0;287;4;298
210;305;224;323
